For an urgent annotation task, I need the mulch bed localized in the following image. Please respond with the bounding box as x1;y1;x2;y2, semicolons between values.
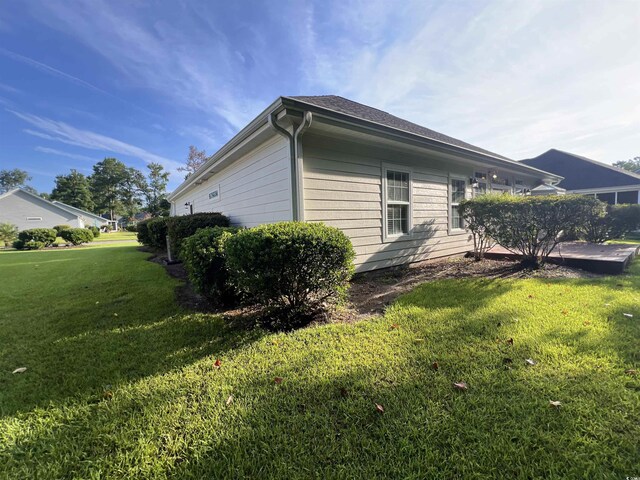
142;246;602;325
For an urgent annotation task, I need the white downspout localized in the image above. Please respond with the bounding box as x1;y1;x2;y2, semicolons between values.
293;112;313;221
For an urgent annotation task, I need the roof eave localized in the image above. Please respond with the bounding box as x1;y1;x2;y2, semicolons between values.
280;97;563;183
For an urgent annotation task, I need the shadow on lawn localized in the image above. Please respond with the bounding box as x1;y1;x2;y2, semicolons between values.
0;246;266;418
3;274;638;478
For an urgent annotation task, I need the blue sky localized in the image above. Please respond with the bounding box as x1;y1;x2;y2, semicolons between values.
1;0;638;193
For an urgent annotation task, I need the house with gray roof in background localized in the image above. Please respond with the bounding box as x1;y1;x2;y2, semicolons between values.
0;188;110;231
169;95;562;272
521;149;640;205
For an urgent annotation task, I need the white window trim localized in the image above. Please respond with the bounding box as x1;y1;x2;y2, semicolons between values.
448;174;468;235
382;164;413;242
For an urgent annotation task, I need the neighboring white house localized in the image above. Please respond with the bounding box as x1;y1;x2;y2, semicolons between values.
169;95;561;272
0;188;110;231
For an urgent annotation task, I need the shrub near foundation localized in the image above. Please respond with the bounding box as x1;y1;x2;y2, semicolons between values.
459;195;601;268
167;212;230;254
225;222;355;330
180;226;241;306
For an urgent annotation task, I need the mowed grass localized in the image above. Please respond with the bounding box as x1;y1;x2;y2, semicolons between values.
91;230;138;242
1;246;639;479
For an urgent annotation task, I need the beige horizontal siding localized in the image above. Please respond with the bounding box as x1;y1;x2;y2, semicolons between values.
302;133;473;271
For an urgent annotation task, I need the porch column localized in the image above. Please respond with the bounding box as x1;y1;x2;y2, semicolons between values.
614;191;618;205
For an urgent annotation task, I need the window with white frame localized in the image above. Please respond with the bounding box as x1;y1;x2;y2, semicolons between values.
450;178;466;230
384;169;411;237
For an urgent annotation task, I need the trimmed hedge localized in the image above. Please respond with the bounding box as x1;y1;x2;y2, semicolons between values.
573;203;640;243
136;219;152;245
53;224;72;234
87;226;100;238
147;218;169;249
167;212;230;254
14;228;57;250
137;217;169;249
60;228;94;245
459;194;602;267
225;222;355;330
180;227;241;305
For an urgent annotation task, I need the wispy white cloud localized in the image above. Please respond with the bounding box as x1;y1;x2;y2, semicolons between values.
0;47;108;95
10;109;182;173
297;0;640;163
29;0;270;132
34;146;97;162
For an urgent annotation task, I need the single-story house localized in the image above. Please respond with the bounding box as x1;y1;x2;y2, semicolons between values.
521;149;640;205
169;95;561;272
0;188;110;231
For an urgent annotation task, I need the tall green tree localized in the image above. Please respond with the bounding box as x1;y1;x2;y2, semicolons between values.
50;170;95;211
146;162;170;216
613;156;640;173
90;158;128;221
120;167;149;220
0;169;31;193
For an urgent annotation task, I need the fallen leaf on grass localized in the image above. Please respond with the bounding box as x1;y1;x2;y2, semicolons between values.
375;403;385;414
561;310;568;316
549;400;562;408
525;358;536;366
414;338;425;343
12;367;27;374
226;395;233;405
527;295;534;299
431;361;439;371
389;324;399;330
274;377;283;384
214;359;221;368
625;369;637;376
623;313;633;318
583;321;591;326
103;390;113;400
453;382;468;391
113;313;118;317
506;338;514;346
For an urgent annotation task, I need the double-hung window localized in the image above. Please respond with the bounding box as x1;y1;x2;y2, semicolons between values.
450;178;466;231
384;168;411;238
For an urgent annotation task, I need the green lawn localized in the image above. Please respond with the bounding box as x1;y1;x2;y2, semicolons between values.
92;230;138;242
1;246;638;478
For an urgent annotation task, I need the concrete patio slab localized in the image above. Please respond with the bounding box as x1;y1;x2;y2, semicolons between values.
484;242;640;274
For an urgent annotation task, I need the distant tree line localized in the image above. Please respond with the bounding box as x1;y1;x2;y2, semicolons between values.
0;160;170;221
0;145;210;221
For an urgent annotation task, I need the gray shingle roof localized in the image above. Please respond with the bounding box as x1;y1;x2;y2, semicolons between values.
286;95;510;160
521;149;640;190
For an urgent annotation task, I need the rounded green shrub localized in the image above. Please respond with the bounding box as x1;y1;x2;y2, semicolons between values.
16;228;57;248
167;212;230;254
125;225;137;232
60;228;94;246
180;226;241;306
147;217;169;249
87;225;101;238
53;224;72;234
136;219;152;245
14;240;46;250
225;222;355;330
